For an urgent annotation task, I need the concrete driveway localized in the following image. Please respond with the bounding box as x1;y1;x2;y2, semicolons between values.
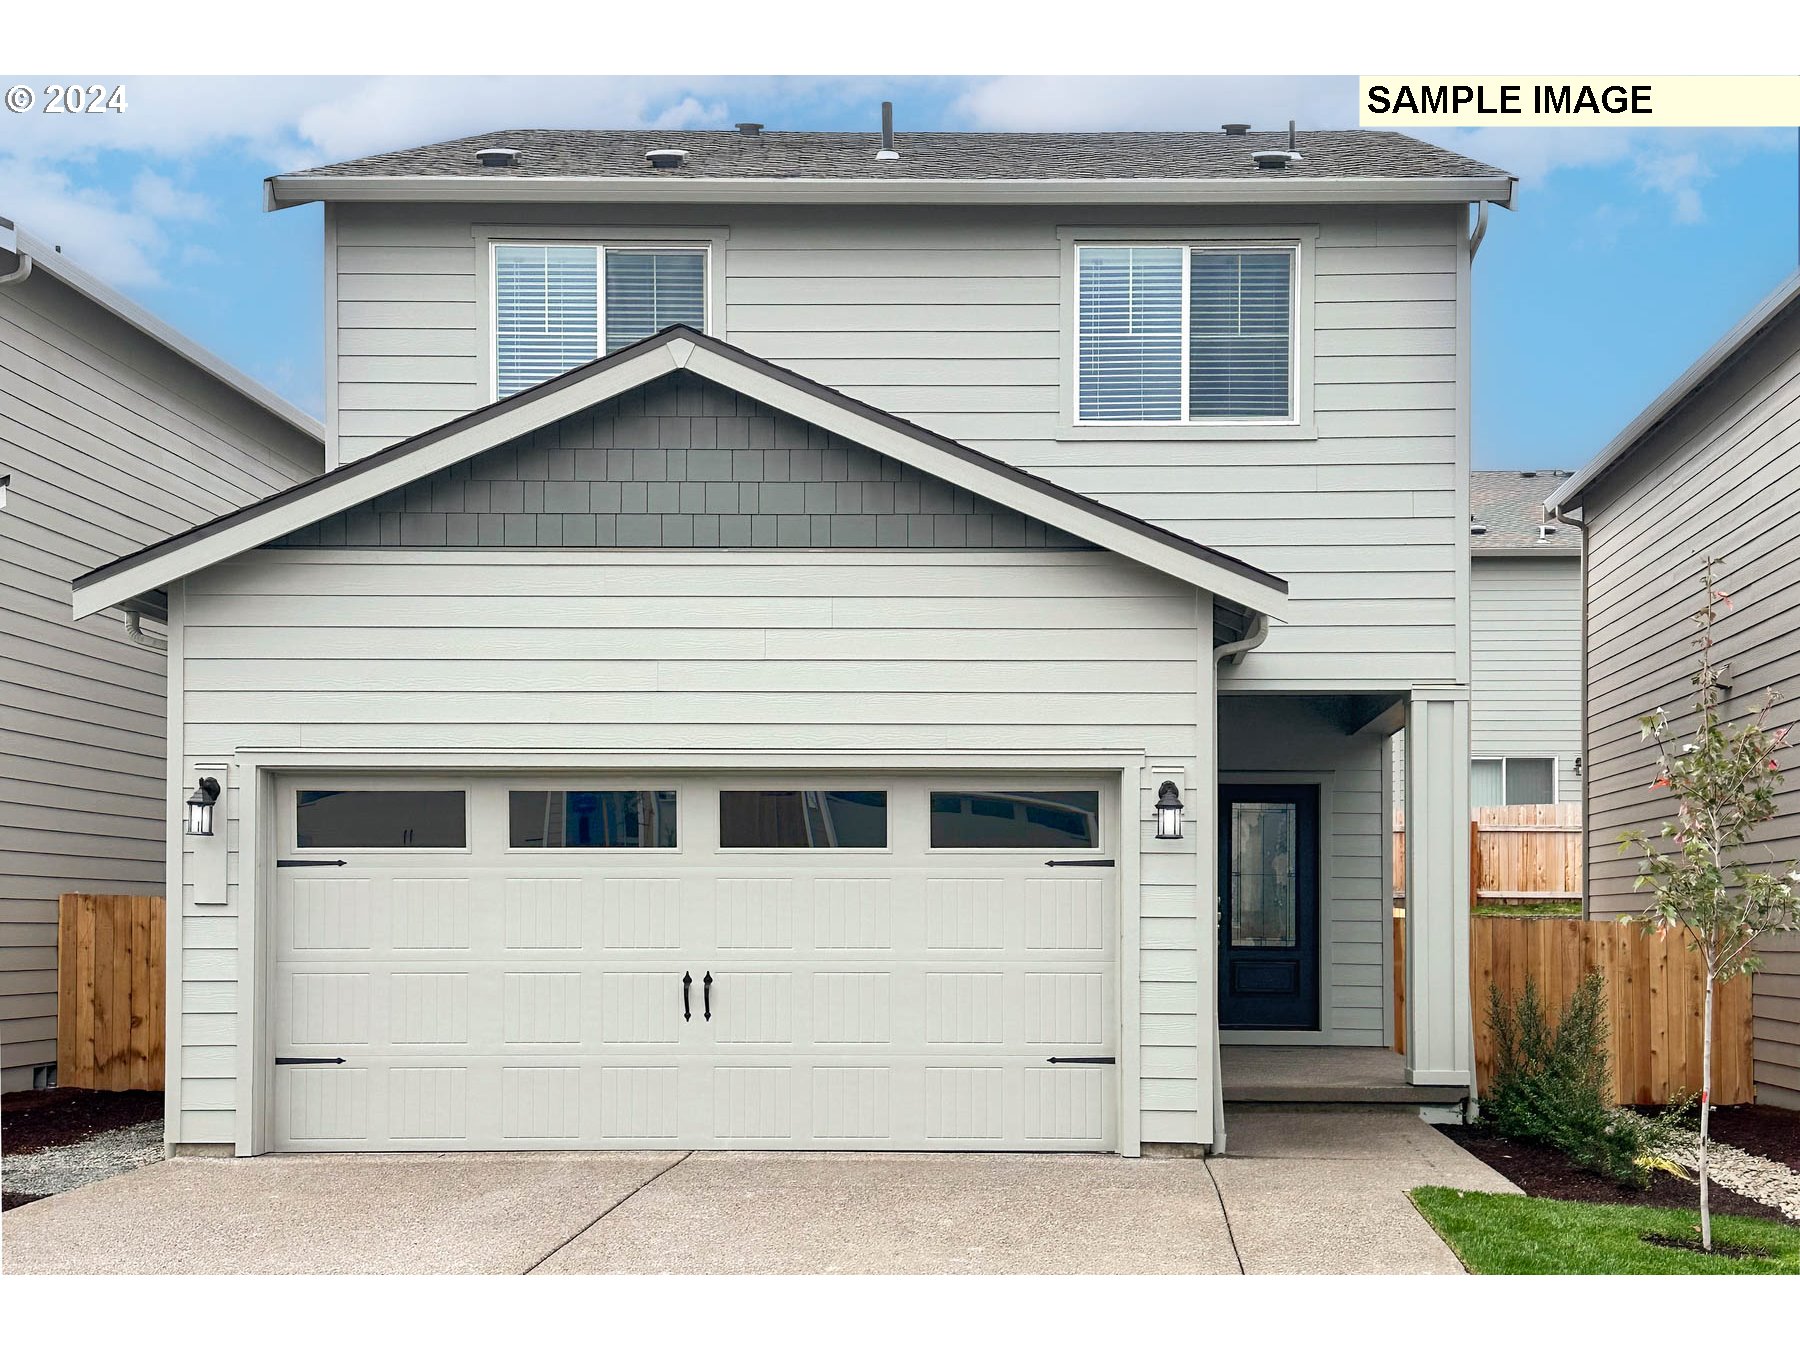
1;1109;1514;1275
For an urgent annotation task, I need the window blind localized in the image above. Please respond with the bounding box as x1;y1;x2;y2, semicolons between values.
604;250;706;353
1077;246;1184;421
1189;249;1293;419
494;245;599;398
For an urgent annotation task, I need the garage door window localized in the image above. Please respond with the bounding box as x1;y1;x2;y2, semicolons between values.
929;790;1100;848
718;790;888;848
295;790;467;849
509;789;678;848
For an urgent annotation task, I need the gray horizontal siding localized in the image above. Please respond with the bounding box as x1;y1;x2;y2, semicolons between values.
0;268;322;1084
1581;303;1800;1106
329;200;1466;691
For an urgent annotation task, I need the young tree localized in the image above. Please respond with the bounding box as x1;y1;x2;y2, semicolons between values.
1621;558;1800;1252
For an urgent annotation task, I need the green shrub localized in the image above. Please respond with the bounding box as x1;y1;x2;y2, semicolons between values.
1482;973;1680;1187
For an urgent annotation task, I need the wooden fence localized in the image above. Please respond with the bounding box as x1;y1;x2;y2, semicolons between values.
1393;803;1583;906
56;893;165;1090
1392;913;1755;1104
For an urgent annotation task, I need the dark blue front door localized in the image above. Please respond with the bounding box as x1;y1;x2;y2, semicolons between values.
1218;784;1320;1030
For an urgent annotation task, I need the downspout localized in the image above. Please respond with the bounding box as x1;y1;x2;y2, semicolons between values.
1468;202;1489;263
1213;612;1271;667
0;250;33;288
123;609;169;653
1549;501;1590;913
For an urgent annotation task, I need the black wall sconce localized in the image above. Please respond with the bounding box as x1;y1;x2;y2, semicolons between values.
1154;780;1185;840
185;777;220;837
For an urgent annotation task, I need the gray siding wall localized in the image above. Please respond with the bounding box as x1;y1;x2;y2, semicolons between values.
0;270;322;1089
169;548;1212;1148
1392;553;1583;807
1581;304;1800;1109
327;200;1468;694
1221;696;1391;1045
275;370;1088;551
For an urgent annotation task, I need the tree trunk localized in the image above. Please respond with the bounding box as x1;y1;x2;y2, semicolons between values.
1700;969;1714;1253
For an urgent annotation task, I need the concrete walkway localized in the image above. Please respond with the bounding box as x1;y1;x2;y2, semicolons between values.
1;1109;1515;1275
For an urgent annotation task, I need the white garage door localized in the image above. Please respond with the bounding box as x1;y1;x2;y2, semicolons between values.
271;775;1119;1152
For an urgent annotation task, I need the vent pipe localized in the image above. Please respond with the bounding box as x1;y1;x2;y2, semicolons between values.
876;101;899;159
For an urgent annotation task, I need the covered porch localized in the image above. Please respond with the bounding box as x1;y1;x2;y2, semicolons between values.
1210;690;1474;1121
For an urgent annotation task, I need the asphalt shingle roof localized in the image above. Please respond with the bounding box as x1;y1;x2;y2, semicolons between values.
284;128;1511;183
1471;470;1581;553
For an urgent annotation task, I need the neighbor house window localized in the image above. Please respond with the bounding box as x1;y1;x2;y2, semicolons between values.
1076;244;1295;423
1471;757;1557;808
494;244;706;397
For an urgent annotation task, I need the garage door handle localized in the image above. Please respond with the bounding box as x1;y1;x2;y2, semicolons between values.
682;972;692;1022
703;971;713;1021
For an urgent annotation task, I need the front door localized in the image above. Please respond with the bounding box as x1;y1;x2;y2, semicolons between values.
1218;784;1320;1030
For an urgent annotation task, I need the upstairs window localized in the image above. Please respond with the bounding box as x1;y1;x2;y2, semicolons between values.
494;244;706;398
1076;244;1295;424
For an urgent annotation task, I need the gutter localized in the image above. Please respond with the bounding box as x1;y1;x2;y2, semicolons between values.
1214;612;1271;667
0;217;33;287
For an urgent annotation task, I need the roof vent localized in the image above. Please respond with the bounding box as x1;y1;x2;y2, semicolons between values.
645;147;689;170
735;122;764;136
1222;122;1251;136
1252;119;1305;171
876;100;899;160
474;147;520;169
1520;469;1538;478
1539;524;1559;540
1470;521;1489;536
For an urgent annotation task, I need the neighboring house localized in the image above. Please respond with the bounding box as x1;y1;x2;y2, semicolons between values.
1547;269;1800;1110
0;219;325;1092
72;126;1514;1155
1391;469;1584;817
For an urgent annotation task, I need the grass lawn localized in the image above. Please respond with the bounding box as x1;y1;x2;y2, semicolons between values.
1411;1187;1800;1274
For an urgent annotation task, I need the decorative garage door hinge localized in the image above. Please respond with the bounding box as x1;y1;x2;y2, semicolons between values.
277;859;348;867
1045;1056;1116;1065
275;1057;347;1066
1043;859;1115;868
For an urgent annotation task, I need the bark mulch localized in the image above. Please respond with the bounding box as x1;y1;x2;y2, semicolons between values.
1706;1104;1800;1172
1436;1123;1795;1226
1;1089;163;1158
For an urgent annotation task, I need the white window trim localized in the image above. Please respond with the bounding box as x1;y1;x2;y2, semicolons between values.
1057;224;1317;442
475;226;728;403
1472;755;1560;807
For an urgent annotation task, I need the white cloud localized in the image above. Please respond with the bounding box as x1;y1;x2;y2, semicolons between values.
951;75;1356;133
131;170;212;221
0;157;169;285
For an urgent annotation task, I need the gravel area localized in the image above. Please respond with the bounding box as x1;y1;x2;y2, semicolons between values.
1;1120;164;1209
1663;1128;1800;1222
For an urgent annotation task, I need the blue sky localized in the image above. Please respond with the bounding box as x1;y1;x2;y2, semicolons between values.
3;74;1795;469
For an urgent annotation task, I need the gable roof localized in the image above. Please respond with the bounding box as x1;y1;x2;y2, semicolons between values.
72;326;1288;620
1471;470;1580;555
1;217;325;447
1547;269;1800;517
267;128;1515;209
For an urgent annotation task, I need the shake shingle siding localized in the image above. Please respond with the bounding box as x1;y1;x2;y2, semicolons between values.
1580;302;1800;1109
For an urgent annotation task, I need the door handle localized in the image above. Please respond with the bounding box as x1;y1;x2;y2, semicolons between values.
682;971;692;1022
703;971;713;1021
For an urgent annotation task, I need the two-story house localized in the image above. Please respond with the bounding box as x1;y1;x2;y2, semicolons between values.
71;125;1514;1156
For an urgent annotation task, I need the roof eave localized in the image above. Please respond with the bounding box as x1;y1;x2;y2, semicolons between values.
1548;268;1800;514
265;173;1517;211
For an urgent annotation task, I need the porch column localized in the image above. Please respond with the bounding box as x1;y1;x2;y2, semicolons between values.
1403;686;1474;1087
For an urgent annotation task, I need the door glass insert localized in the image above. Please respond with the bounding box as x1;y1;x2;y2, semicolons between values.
1229;801;1298;949
929;790;1100;848
718;790;888;848
295;790;466;849
509;790;677;848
